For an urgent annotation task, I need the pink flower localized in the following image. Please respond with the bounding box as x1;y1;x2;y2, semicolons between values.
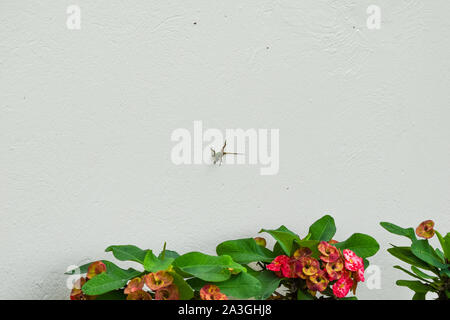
343;249;363;271
355;266;365;282
267;255;290;272
332;274;354;298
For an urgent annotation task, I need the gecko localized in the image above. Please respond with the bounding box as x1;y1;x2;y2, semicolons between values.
210;140;241;165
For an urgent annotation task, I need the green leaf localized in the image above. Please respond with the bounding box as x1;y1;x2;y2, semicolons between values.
387;246;436;271
65;262;92;275
272;242;284;256
297;289;315;300
393;266;429;282
173;252;245;282
259;226;300;255
443;233;450;260
82;263;141;296
380;222;417;241
159;250;180;260
308;215;336;241
440;268;450;278
435;231;450;260
143;250;174;272
411;240;447;269
435;248;445;261
187;272;262;299
334;233;380;258
338;296;358;300
410;266;436;280
105;245;148;264
94;290;127;300
412;292;426;300
396;280;433;293
216;238;276;264
252;270;282;300
169;272;194;300
214;273;262;299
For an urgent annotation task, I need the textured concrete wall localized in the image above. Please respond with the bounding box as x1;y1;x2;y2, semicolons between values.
1;0;449;299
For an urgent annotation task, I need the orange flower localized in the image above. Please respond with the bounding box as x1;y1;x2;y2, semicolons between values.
144;271;174;291
306;269;329;292
86;261;106;279
295;257;320;279
70;277;87;300
124;277;144;295
155;284;179;300
293;247;312;259
325;258;344;280
200;284;228;300
318;241;340;263
212;292;228;300
254;237;267;247
126;290;152;300
416;220;435;239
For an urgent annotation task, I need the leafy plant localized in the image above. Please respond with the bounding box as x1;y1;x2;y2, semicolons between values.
230;215;380;300
66;214;379;300
381;220;450;300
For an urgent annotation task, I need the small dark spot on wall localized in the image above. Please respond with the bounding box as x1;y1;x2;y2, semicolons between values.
266;46;270;50
193;22;197;25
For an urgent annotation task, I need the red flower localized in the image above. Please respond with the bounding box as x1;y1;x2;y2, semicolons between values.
126;290;152;300
318;241;340;263
295;257;320;279
267;255;290;272
124;277;144;295
281;259;299;278
200;284;228;300
416;220;435;239
306;269;329;292
155;284;179;300
86;261;106;279
332;274;354;298
343;249;363;271
144;271;173;291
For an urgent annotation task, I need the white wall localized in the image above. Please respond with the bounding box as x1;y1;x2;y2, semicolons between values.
1;0;449;299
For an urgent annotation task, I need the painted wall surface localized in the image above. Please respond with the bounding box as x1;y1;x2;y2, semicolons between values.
1;1;449;299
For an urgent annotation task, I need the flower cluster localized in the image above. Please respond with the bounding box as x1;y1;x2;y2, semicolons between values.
70;261;106;300
199;284;228;300
125;271;179;300
266;241;365;298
